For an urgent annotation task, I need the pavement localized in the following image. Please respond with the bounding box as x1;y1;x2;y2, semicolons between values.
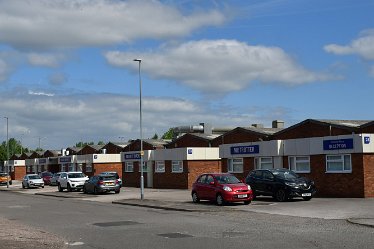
1;180;374;228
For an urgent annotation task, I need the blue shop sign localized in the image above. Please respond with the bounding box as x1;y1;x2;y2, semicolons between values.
124;153;141;160
323;139;354;150
188;149;193;154
39;158;47;164
231;145;259;155
60;157;71;163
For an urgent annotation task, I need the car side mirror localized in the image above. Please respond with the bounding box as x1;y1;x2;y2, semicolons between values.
209;181;215;185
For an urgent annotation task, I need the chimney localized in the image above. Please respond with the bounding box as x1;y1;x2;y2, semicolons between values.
272;120;285;128
251;123;264;128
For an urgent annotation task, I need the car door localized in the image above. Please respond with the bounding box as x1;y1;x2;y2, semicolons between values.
204;175;216;201
86;176;96;192
262;170;276;195
59;173;67;187
247;170;264;194
194;175;207;199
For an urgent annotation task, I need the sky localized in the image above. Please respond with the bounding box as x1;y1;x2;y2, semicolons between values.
1;0;374;150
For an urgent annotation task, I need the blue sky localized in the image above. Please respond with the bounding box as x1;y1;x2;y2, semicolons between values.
1;0;374;150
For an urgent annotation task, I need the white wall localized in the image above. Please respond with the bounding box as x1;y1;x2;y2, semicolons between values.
153;147;220;161
219;140;282;158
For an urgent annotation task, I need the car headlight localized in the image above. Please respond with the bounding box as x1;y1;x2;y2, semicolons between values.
247;185;251;191
223;186;232;192
285;182;297;187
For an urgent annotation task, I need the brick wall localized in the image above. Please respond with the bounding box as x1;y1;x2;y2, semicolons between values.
360;124;374;133
93;163;122;178
122;162;148;187
13;166;26;180
153;161;188;189
221;157;254;181
187;160;222;189
298;154;365;197
363;154;374;197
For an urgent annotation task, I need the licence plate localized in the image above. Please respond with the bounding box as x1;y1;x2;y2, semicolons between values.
105;183;114;186
302;193;311;197
237;194;247;198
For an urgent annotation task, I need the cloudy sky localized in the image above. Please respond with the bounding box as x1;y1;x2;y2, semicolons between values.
1;0;373;150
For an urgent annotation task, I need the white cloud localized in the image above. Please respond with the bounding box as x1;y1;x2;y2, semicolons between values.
0;91;291;149
324;29;374;60
28;90;55;97
27;53;66;67
105;39;331;94
0;0;226;50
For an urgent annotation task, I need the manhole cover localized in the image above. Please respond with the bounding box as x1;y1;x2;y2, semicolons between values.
93;221;140;227
158;233;193;239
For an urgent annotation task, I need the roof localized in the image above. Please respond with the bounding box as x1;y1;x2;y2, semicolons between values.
107;142;129;148
241;127;283;135
314;119;372;128
143;139;169;147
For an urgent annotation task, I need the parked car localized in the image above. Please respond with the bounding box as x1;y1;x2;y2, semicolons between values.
22;174;44;189
245;168;316;202
0;172;12;185
83;175;121;194
191;173;253;206
39;171;53;185
49;172;61;186
58;172;89;192
98;171;122;186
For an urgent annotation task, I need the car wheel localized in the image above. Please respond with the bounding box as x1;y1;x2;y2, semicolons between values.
58;184;63;192
115;189;120;194
67;184;72;192
244;200;251;205
302;197;312;201
192;192;200;203
26;183;30;189
274;189;287;202
42;186;44;188
216;194;225;206
9;181;12;185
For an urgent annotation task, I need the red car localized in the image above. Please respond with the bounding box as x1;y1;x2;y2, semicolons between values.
191;173;253;206
39;171;53;185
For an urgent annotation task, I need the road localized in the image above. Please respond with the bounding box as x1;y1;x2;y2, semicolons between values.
0;191;373;249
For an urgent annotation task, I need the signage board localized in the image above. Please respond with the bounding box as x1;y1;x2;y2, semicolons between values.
230;145;259;155
323;139;353;150
59;157;72;163
124;153;141;160
364;137;370;144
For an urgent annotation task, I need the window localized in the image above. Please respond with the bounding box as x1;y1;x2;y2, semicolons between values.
68;163;74;172
125;162;134;172
138;162;148;172
206;175;214;184
228;158;243;173
326;154;352;173
86;164;92;173
289;156;310;173
155;161;165;173
255;157;273;169
77;163;83;172
172;161;183;173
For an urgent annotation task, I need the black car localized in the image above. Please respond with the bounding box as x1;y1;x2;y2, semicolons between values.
245;168;316;202
83;175;121;194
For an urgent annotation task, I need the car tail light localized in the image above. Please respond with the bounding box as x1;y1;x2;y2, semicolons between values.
98;180;104;185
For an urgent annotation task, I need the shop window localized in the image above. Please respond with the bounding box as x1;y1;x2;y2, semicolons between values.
155;161;165;173
125;162;134;172
77;163;83;172
228;158;243;173
289;156;310;173
255;157;273;169
86;164;92;173
326;154;352;173
68;164;74;172
172;161;183;173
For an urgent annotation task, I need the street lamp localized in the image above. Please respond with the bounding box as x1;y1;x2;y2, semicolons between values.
4;117;9;188
133;58;144;200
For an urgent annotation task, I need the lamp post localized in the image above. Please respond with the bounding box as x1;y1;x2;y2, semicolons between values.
133;58;144;200
4;117;9;188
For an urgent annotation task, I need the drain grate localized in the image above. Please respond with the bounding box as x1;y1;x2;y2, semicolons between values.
93;221;140;227
158;233;193;239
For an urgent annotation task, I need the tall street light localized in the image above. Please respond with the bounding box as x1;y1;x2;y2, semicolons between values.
134;58;144;200
4;117;9;188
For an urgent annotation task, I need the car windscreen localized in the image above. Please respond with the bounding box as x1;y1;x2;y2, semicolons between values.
29;175;41;179
42;172;53;177
215;175;241;184
68;173;85;178
272;171;299;180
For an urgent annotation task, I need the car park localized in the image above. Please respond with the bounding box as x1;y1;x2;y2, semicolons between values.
83;175;121;194
99;171;122;186
49;172;61;186
0;172;12;185
22;174;44;189
191;173;253;206
245;168;316;202
58;172;89;192
39;171;53;185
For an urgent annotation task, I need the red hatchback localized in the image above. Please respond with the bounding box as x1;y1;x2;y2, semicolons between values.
192;173;253;206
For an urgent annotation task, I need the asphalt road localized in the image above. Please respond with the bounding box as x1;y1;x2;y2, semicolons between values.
0;191;373;249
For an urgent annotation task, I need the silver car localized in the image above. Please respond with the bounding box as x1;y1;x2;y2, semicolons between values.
49;172;61;186
22;174;45;189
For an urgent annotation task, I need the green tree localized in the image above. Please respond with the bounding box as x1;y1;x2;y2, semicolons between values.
75;141;95;147
161;128;175;139
0;138;28;161
98;141;105;145
152;133;159;139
